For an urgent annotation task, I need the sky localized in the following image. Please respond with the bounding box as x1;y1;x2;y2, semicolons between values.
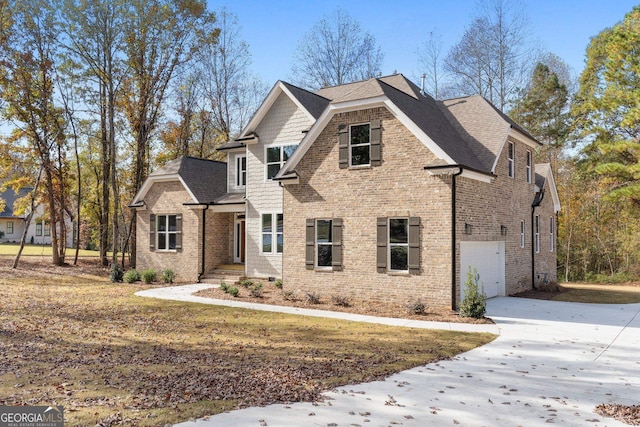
207;0;639;87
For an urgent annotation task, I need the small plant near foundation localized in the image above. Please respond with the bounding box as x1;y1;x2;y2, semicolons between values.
110;264;123;283
282;290;298;301
331;295;351;307
406;299;426;315
123;269;140;283
240;279;254;288
141;268;157;284
459;266;486;319
161;268;175;284
249;282;263;298
220;282;239;297
305;292;321;304
274;279;283;289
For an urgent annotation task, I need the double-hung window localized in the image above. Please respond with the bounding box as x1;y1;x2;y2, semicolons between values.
535;215;540;253
508;141;515;178
36;223;42;236
315;219;333;268
549;217;554;252
377;216;420;274
526;150;532;183
389;218;409;272
157;215;179;250
235;155;246;188
44;222;51;236
520;220;526;248
6;221;13;235
350;123;371;167
262;213;283;254
266;145;296;180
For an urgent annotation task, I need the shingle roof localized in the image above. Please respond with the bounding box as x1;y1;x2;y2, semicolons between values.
0;187;31;218
149;157;227;204
281;81;329;119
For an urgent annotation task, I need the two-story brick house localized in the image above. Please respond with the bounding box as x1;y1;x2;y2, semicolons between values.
132;74;559;310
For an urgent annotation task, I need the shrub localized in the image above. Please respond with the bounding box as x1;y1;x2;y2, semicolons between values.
274;279;283;289
305;292;321;304
240;279;254;288
220;282;239;297
459;266;486;319
110;264;123;283
331;295;351;307
141;268;157;284
282;290;298;301
406;299;426;315
249;282;263;298
123;269;140;283
161;268;176;284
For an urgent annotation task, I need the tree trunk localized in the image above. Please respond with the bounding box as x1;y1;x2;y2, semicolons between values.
13;168;43;269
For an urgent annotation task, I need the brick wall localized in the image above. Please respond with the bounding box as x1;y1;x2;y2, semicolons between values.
204;211;234;272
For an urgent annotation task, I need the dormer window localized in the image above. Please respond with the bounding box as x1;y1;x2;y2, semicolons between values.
266;144;296;180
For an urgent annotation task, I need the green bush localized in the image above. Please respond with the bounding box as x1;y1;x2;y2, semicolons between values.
459;266;486;319
110;264;123;283
274;279;283;289
220;282;239;297
161;268;176;284
406;299;426;314
141;268;157;284
240;279;254;288
123;269;140;283
249;282;263;298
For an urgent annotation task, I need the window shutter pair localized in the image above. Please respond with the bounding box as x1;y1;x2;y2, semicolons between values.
305;219;343;270
376;216;421;274
338;120;382;168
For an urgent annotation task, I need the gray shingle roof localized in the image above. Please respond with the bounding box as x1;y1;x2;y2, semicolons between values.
149;157;227;204
0;187;31;218
281;81;329;119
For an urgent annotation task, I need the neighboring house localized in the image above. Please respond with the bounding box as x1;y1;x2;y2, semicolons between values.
133;74;560;310
0;187;74;247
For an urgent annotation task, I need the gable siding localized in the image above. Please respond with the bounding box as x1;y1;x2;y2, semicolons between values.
283;107;454;308
136;181;201;282
245;92;314;278
456;136;538;298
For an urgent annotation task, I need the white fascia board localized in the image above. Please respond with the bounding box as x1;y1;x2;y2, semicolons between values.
461;169;494;183
279;83;317;123
544;169;562;212
210;203;246;213
131;174;198;205
236;81;283;139
491;130;511;174
510;127;542;149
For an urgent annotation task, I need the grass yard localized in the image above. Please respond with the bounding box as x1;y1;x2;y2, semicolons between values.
553;282;640;304
0;243;101;257
0;260;495;426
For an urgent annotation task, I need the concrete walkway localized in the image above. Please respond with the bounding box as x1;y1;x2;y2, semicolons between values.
136;285;640;427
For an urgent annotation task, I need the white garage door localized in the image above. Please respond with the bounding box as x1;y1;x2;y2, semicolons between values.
460;241;505;299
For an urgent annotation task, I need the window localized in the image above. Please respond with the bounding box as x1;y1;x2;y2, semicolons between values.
535;215;540;253
315;219;333;268
508;141;514;178
350;123;371;166
266;145;296;179
377;216;420;274
262;213;283;254
520;220;525;248
549;217;554;252
36;223;42;236
306;218;342;270
44;222;51;236
526;150;532;183
338;120;381;168
6;221;13;235
156;215;181;250
389;218;409;271
235;155;246;187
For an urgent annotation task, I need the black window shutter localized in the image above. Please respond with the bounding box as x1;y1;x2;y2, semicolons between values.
338;124;349;169
149;214;156;251
175;214;183;250
332;218;343;271
376;217;387;272
408;216;421;274
370;119;381;166
305;219;315;270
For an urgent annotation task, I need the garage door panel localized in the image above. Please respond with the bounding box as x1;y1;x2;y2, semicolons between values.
460;241;505;299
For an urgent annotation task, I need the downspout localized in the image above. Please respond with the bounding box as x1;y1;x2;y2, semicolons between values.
197;205;210;283
451;168;464;310
531;190;545;289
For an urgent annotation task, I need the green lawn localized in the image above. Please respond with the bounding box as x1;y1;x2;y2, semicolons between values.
0;243;101;257
554;282;640;304
0;263;496;426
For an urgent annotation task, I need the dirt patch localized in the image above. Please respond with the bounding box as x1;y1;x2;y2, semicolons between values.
596;403;640;426
194;281;493;324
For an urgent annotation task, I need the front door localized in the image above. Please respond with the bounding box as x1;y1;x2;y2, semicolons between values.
234;219;246;263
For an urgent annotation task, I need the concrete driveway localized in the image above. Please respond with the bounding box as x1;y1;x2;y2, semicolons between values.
144;290;639;427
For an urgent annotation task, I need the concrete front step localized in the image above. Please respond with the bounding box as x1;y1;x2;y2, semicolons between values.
200;271;245;284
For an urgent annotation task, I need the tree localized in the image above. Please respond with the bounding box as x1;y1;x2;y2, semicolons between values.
121;0;218;267
444;0;535;111
509;62;571;173
572;5;640;209
416;30;446;99
291;8;383;89
0;0;70;266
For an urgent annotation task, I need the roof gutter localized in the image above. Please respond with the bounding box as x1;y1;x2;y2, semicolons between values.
425;164;463;310
197;204;210;283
